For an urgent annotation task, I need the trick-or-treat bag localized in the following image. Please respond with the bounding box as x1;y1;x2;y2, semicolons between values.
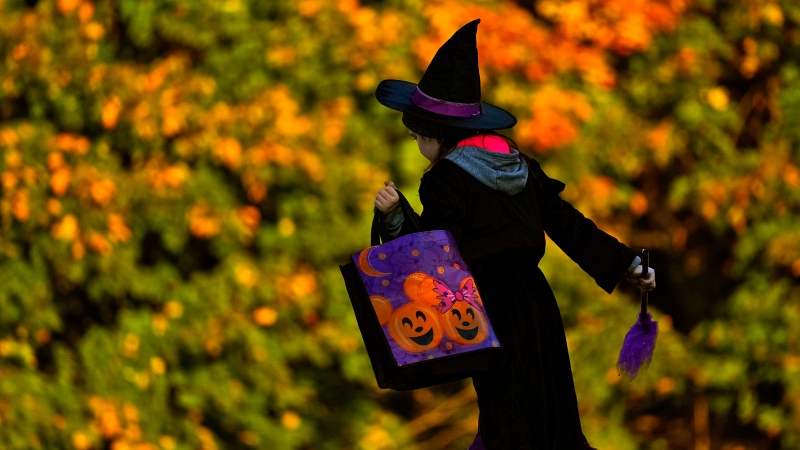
339;191;501;391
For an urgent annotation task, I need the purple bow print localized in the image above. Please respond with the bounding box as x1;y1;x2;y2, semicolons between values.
433;278;480;313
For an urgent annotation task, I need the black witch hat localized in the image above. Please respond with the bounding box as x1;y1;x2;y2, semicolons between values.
375;19;516;131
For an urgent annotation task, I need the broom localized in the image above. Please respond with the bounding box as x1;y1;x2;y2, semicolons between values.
617;249;658;381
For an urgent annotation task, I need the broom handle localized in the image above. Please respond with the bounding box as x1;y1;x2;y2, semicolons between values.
640;249;649;315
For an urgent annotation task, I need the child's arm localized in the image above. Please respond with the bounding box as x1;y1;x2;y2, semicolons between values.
526;158;640;294
374;181;424;242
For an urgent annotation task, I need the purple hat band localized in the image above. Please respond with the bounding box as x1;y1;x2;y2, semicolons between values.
411;87;482;118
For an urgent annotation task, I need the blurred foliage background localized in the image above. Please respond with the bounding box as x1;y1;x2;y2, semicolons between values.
0;0;799;448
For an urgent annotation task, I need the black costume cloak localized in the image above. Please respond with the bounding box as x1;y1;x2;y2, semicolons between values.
381;155;637;449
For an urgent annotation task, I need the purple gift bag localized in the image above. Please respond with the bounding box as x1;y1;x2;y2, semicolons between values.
340;192;501;390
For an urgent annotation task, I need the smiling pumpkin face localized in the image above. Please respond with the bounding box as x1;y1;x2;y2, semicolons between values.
442;302;488;346
388;303;443;353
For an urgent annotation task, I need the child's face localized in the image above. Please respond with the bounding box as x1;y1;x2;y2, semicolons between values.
407;129;440;162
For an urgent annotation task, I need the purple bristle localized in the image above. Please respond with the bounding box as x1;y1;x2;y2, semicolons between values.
616;311;659;381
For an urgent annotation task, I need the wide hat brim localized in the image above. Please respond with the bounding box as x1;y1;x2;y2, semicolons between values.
376;80;517;130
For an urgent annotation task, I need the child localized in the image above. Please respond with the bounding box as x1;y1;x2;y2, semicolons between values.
374;20;655;450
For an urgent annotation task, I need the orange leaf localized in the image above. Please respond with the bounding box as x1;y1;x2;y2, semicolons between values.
281;411;302;430
71;242;86;260
246;182;267;203
164;301;183;319
188;204;221;238
52;214;80;241
72;433;90;450
107;214;132;243
214;138;242;170
87;232;112;255
162;165;188;188
253;307;278;326
11;189;29;221
66;134;83;153
783;165;799;186
47;198;62;215
12;43;28;61
1;171;18;190
90;179;116;206
102;97;122;130
0;129;19;147
235;264;257;288
237;206;261;232
50;167;71;196
58;0;81;14
83;22;104;41
47;152;65;170
630;192;649;216
78;2;94;23
298;0;323;17
290;272;317;298
647;122;670;150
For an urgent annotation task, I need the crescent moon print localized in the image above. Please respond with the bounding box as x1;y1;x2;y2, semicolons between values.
357;247;391;277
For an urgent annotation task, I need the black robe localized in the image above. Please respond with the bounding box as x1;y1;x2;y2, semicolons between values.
382;155;637;449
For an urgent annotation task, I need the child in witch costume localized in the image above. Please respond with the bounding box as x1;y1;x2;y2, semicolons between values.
373;20;656;450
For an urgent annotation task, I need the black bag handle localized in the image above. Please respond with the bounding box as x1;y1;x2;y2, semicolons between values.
371;189;421;246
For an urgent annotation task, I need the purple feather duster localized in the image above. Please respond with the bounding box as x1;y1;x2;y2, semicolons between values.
617;249;658;381
617;311;658;380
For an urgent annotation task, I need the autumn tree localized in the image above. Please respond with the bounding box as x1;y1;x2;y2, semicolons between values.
1;0;799;449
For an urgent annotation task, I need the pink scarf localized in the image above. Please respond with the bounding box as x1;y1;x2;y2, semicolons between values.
457;134;511;154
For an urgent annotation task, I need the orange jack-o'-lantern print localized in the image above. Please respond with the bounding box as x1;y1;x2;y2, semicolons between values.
388;303;443;352
442;302;489;346
370;295;393;325
403;272;441;308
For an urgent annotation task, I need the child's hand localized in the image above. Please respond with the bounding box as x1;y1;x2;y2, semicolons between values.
626;266;656;292
375;181;400;213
